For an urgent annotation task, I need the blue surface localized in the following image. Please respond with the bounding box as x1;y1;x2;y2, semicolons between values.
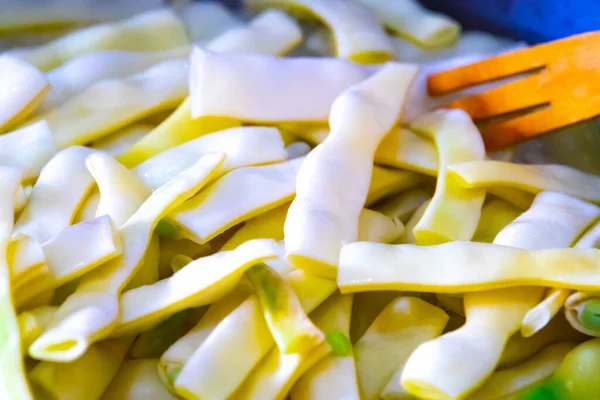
218;0;600;44
420;0;600;44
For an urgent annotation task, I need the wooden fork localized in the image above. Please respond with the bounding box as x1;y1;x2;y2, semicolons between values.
427;31;600;152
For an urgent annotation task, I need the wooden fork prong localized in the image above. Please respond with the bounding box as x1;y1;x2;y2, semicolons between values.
428;47;547;96
480;106;564;152
447;74;548;120
428;31;600;97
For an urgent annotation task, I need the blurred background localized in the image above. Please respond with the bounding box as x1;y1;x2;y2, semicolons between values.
417;0;599;44
217;0;600;44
